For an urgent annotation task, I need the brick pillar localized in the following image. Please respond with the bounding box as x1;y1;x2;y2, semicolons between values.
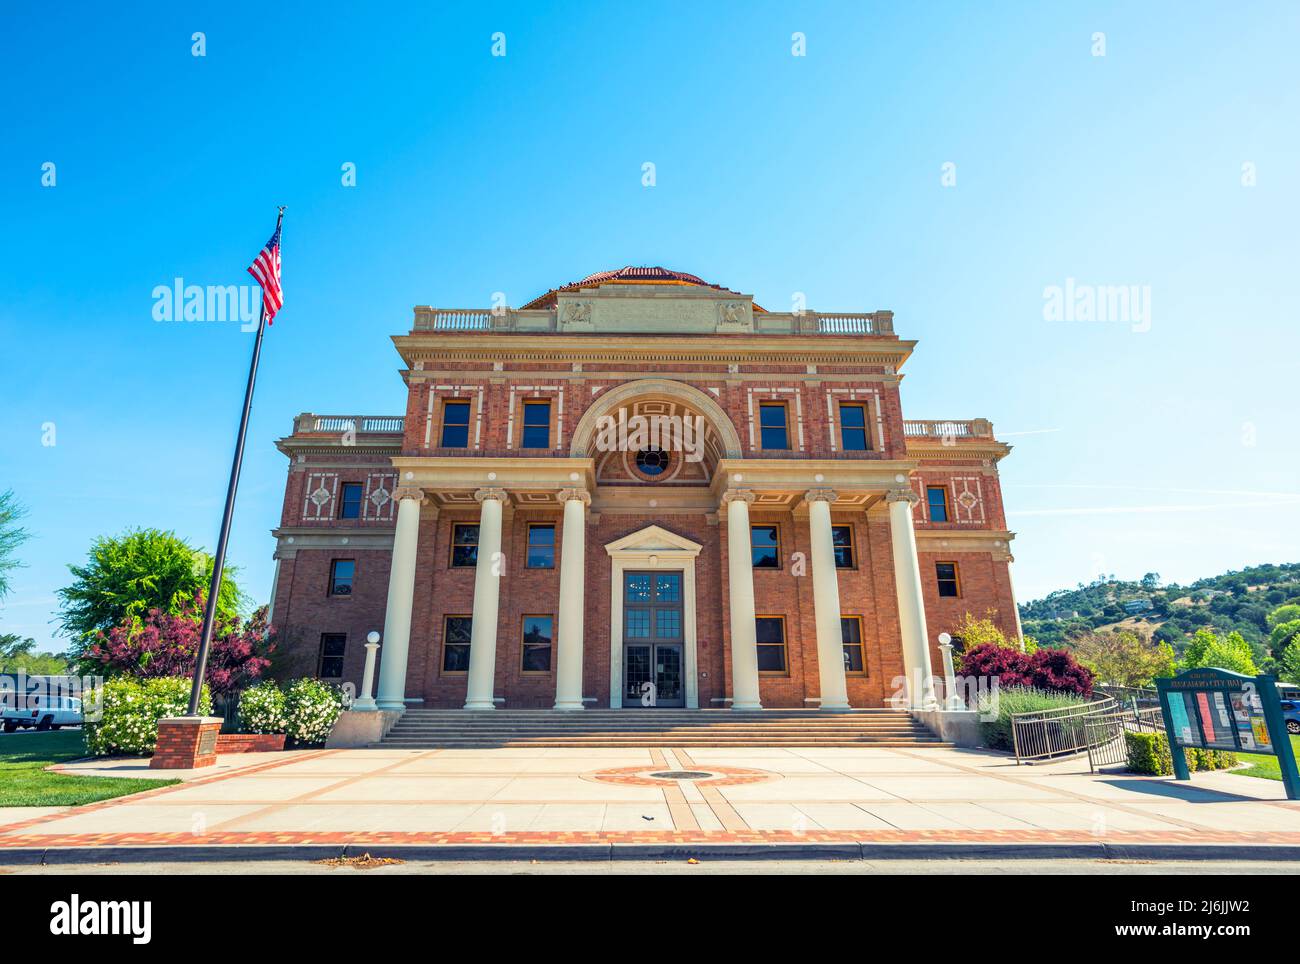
150;716;224;769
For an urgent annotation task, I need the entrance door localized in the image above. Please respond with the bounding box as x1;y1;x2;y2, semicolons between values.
622;571;685;707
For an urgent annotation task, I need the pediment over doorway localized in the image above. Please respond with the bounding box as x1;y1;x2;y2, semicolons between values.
604;524;703;557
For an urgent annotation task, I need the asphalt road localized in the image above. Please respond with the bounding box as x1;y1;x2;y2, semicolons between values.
4;857;1299;875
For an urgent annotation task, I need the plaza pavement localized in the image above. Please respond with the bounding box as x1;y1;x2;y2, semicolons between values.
2;744;1298;862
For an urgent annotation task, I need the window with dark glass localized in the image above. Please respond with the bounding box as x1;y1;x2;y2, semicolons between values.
831;525;854;568
927;486;950;523
339;482;363;519
526;524;555;568
521;615;553;673
440;399;471;448
841;616;866;674
840;403;869;451
451;524;479;567
750;524;780;569
318;633;346;678
329;559;355;595
755;617;788;674
521;400;551;449
936;562;960;597
759;402;789;450
443;616;472;672
635;447;669;476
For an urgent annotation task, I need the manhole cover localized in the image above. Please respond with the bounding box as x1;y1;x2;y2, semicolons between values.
649;770;713;781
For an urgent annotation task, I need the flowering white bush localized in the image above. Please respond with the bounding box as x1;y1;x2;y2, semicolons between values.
238;681;287;734
283;678;345;746
84;676;212;756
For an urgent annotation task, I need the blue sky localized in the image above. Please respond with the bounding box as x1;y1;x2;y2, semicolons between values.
2;1;1298;653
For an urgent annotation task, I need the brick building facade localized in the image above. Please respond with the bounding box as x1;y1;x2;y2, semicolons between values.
269;267;1021;712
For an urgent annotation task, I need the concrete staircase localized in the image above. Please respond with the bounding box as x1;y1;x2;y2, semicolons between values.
377;708;947;748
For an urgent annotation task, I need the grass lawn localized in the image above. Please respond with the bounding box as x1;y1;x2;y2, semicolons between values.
0;730;178;806
1225;733;1300;782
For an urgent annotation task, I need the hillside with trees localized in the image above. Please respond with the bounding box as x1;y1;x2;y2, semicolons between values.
1020;563;1300;680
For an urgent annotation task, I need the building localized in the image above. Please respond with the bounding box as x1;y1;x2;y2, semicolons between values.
269;266;1021;712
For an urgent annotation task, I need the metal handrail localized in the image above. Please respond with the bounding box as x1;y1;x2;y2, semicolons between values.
1011;696;1117;763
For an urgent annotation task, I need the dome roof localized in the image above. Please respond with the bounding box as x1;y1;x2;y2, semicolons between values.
520;266;740;310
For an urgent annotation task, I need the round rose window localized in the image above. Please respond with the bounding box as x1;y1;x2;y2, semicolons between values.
634;447;670;477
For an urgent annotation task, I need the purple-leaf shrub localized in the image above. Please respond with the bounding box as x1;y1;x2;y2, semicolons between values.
84;596;274;699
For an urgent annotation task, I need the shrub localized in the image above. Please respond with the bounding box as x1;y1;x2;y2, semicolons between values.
1125;731;1173;775
238;681;288;734
84;676;212;756
1028;647;1094;696
1125;731;1238;775
282;678;345;746
83;599;274;698
961;643;1094;697
976;685;1091;751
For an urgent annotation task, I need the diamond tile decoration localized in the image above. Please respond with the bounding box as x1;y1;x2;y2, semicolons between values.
369;487;390;507
958;491;978;509
310;486;331;507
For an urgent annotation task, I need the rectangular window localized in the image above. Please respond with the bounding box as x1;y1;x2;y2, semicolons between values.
521;399;551;449
831;524;854;568
521;615;553;673
329;559;355;596
755;616;788;674
443;615;472;673
936;562;961;598
750;524;780;569
758;402;789;450
526;523;555;568
839;402;869;451
841;616;866;675
927;486;950;523
451;524;479;567
440;399;471;448
318;633;346;678
339;482;363;519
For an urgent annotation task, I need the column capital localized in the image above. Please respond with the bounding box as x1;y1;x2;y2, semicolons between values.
721;488;756;507
392;485;426;504
885;488;919;506
803;487;838;505
474;486;509;504
556;487;591;507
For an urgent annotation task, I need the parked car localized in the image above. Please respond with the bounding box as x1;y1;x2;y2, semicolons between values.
1281;699;1300;736
1;695;82;732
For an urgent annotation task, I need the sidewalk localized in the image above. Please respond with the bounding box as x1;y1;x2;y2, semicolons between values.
2;744;1297;862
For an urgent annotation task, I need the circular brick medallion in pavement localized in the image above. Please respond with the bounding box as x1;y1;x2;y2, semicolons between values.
583;764;779;788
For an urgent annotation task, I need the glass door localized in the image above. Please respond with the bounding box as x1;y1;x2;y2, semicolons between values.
623;571;685;707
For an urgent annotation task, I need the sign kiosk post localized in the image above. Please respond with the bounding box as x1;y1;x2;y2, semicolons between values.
1155;667;1300;801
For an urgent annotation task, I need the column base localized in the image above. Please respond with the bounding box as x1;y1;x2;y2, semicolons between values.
463;699;497;711
375;699;407;713
552;700;585;711
351;696;378;712
818;700;853;711
731;700;763;711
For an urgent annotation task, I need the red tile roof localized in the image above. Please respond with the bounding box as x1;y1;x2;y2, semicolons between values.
520;266;753;310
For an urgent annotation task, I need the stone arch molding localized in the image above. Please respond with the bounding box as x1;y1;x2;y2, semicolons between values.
569;378;743;460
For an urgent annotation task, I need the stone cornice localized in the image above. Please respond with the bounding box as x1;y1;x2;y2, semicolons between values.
914;528;1016;561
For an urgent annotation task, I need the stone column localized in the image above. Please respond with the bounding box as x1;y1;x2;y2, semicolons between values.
804;489;851;710
886;490;937;709
553;487;590;710
464;487;507;710
375;487;426;712
1007;556;1026;651
723;489;762;710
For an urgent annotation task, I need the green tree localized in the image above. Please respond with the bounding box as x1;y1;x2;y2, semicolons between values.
1070;629;1174;687
0;634;69;675
56;528;244;653
1278;643;1300;684
0;489;31;602
1183;629;1259;676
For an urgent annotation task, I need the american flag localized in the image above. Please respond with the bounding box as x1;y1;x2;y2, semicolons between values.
246;219;283;324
